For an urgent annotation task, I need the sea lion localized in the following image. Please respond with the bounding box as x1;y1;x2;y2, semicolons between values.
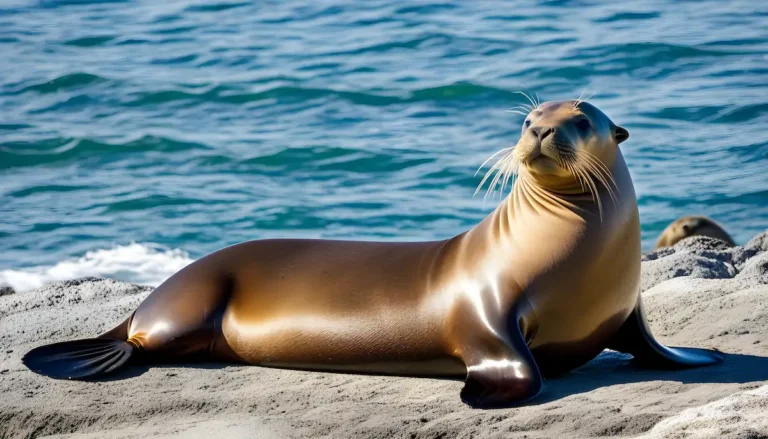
23;100;723;407
655;215;735;248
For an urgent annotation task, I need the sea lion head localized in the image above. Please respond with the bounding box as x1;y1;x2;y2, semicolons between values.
513;100;629;183
477;99;630;200
655;215;735;248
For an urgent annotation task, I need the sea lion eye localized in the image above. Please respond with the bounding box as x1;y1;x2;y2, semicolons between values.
575;118;591;131
524;119;532;128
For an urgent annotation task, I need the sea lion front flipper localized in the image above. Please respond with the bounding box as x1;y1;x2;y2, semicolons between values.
608;297;724;368
460;322;542;408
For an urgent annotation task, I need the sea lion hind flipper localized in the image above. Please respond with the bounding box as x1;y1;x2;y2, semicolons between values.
460;323;542;408
22;338;134;380
607;298;724;368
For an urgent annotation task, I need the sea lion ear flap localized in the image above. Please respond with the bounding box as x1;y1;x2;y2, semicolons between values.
615;126;629;144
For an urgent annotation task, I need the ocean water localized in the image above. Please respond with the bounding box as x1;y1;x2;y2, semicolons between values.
1;0;766;291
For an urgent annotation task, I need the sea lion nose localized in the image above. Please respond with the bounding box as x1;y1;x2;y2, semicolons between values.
531;127;554;141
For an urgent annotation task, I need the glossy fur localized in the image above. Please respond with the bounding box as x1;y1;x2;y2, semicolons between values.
24;101;723;407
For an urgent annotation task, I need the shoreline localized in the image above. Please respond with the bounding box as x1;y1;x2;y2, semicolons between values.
1;231;766;438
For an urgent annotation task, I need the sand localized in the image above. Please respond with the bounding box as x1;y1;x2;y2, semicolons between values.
1;232;767;439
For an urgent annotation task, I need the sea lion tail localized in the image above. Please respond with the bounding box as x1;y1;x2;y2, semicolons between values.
22;338;134;380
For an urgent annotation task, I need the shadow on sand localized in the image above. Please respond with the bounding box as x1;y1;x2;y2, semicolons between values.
94;361;234;382
94;350;768;407
534;350;768;405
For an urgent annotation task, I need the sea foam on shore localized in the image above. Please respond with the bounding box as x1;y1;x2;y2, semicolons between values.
0;242;192;292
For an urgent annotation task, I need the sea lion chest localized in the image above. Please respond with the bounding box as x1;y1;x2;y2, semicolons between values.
509;194;641;374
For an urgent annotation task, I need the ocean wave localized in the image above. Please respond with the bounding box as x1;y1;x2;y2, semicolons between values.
8;71;522;109
592;11;660;22
637;103;768;124
125;82;515;108
0;135;211;169
0;243;193;292
62;35;116;47
184;2;249;13
15;73;106;94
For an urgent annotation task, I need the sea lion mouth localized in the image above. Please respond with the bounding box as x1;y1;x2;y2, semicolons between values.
543;139;578;165
517;138;573;167
520;141;567;168
520;144;542;164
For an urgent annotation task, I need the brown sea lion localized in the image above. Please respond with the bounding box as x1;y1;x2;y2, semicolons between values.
23;100;723;407
655;215;735;248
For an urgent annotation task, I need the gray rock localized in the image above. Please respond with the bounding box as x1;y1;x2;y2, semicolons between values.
730;230;768;271
737;251;768;284
641;231;768;291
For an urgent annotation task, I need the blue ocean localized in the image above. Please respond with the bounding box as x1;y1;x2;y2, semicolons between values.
1;0;766;291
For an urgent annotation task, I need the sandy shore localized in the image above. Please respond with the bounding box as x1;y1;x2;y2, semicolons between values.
1;232;767;439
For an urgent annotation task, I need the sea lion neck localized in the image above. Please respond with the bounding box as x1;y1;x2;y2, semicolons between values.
505;168;598;222
464;156;631;251
460;171;592;255
517;167;589;197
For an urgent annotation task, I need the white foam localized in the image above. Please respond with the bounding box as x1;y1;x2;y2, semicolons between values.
0;243;194;292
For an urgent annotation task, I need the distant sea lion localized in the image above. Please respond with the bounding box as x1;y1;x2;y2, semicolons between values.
655;215;735;248
23;100;723;407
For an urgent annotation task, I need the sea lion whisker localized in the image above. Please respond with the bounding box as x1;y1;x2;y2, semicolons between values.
572;163;592;200
551;141;578;165
485;168;504;199
506;109;530;117
593;163;619;208
587;161;616;208
514;91;539;110
483;165;510;199
583;155;618;218
494;154;520;198
500;157;519;195
574;164;603;222
579;156;611;195
563;159;586;193
475;160;505;197
474;147;514;177
579;156;616;211
475;151;516;198
574;88;588;107
509;104;533;113
582;150;615;189
501;173;517;196
486;154;517;199
572;162;587;193
575;166;595;202
579;151;620;207
574;87;595;108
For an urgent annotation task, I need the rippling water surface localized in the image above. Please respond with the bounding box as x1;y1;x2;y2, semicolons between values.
1;0;767;290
